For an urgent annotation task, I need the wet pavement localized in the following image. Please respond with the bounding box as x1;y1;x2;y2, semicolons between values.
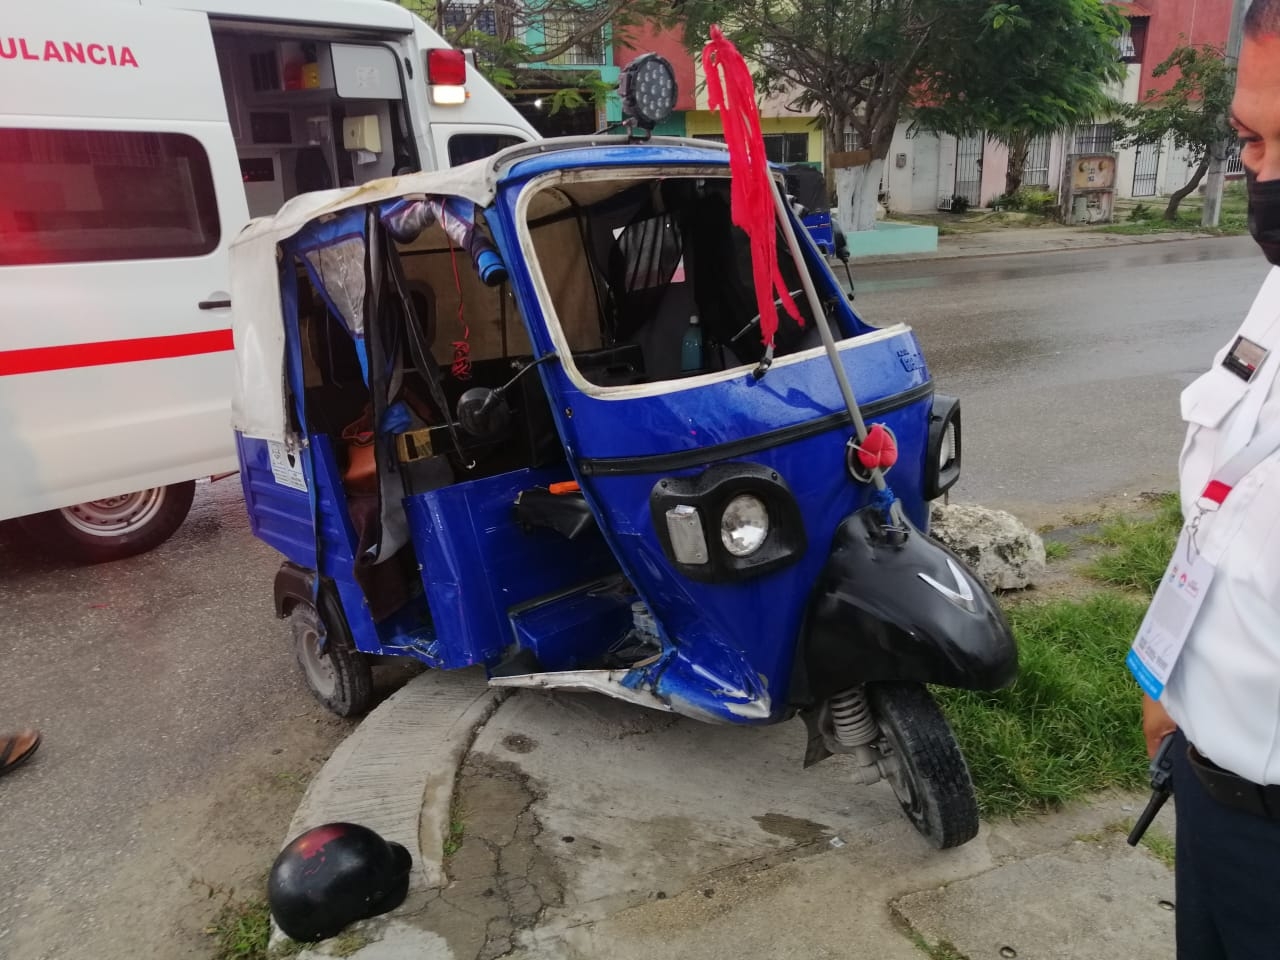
0;481;412;960
853;235;1265;521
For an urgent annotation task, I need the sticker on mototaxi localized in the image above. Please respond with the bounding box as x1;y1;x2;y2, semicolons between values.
268;441;307;492
1222;335;1269;382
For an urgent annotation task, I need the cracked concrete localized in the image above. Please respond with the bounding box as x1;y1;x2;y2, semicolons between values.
427;756;564;960
288;684;1178;960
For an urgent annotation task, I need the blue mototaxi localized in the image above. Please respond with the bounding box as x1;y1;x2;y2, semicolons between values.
784;163;838;256
229;136;1017;849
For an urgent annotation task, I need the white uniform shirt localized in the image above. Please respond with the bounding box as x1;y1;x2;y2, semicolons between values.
1164;266;1280;785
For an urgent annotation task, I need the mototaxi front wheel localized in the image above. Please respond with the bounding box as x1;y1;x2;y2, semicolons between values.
289;592;374;718
868;681;979;850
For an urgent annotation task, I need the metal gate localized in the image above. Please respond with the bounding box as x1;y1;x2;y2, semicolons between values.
1023;134;1051;187
954;134;983;206
1133;141;1160;197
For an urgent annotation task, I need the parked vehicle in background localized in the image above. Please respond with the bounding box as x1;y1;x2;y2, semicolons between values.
0;0;536;562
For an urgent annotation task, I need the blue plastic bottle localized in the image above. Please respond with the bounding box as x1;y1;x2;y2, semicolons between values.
681;314;703;372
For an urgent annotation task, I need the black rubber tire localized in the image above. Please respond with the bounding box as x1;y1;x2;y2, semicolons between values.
867;681;980;850
18;481;196;564
289;590;374;717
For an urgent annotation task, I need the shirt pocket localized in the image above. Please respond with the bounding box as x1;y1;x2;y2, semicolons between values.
1181;365;1250;429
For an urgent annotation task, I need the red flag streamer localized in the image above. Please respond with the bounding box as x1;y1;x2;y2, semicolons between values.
702;26;801;348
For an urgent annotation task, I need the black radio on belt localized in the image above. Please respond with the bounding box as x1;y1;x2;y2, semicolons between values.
1129;733;1176;846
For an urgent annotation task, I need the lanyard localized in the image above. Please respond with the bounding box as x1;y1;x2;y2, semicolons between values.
1190;421;1280;561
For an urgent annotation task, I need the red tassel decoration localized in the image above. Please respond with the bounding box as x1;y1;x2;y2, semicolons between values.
702;26;802;349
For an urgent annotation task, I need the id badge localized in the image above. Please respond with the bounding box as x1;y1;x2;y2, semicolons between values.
1127;526;1217;699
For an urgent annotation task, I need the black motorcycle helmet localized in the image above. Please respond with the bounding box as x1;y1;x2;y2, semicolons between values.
268;822;413;942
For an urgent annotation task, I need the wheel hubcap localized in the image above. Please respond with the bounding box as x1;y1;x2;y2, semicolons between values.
295;612;338;699
879;735;923;817
60;488;166;538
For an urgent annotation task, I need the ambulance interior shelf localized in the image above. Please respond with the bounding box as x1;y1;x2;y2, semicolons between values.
214;29;412;218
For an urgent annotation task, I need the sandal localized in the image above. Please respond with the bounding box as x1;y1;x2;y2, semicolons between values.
0;729;41;777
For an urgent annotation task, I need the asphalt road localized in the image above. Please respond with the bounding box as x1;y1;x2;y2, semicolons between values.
852;234;1266;523
0;482;416;960
0;232;1266;959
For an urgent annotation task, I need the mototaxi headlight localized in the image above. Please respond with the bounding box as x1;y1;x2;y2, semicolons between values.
720;494;770;557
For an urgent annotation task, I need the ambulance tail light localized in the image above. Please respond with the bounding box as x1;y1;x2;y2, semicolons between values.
427;49;467;105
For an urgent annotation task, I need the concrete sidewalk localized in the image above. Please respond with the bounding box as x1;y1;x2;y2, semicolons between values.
280;675;1176;960
849;224;1209;265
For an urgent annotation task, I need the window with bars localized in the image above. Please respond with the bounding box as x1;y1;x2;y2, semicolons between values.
1226;143;1245;176
543;12;605;65
696;133;808;164
442;2;498;37
1074;123;1115;154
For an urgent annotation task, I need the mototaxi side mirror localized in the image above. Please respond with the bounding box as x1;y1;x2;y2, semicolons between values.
834;225;850;264
457;387;512;438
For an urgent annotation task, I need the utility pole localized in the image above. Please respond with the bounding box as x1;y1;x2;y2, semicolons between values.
1202;0;1250;227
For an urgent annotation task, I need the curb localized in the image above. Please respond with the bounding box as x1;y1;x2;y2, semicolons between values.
839;229;1214;266
270;668;507;948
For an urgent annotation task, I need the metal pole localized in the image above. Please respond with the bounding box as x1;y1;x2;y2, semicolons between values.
770;182;891;496
1203;0;1250;227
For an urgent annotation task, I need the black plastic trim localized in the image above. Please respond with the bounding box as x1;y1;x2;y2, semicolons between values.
924;394;961;500
649;462;806;583
274;561;317;618
579;380;934;477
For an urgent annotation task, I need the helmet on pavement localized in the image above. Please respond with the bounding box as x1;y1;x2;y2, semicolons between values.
268;822;413;942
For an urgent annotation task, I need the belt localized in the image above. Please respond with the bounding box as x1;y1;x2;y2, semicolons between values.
1187;745;1280;820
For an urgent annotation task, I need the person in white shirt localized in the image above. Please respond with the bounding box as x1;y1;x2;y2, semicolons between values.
1141;6;1280;957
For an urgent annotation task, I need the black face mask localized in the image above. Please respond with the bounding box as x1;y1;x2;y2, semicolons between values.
1247;170;1280;266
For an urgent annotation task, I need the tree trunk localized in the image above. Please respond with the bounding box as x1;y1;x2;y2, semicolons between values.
834;158;885;233
1201;139;1228;227
1005;133;1030;197
1166;156;1209;220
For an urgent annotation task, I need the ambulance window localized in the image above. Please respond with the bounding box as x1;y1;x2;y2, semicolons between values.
448;134;524;167
0;129;220;266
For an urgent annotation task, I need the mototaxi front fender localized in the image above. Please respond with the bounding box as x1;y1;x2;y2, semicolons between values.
790;505;1018;706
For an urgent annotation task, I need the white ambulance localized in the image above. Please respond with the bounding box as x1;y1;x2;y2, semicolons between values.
0;0;537;562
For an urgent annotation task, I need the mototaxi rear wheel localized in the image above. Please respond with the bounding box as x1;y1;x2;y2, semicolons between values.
868;681;979;850
289;591;373;718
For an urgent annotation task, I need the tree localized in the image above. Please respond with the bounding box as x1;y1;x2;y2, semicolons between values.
911;0;1126;198
1114;43;1235;222
675;0;988;232
674;0;1123;232
400;0;668;112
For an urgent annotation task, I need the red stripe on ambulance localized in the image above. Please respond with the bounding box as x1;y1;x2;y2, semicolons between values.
0;330;232;376
0;38;139;67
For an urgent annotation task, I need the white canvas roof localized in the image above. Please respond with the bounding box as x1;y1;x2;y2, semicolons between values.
229;160;498;443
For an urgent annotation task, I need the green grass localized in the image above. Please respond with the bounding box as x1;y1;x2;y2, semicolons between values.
1140;829;1176;868
937;593;1149;816
937;495;1187;816
1078;820;1176;867
1043;539;1070;560
201;886;302;960
1085;493;1183;593
443;806;466;858
908;933;972;960
206;897;275;960
1101;184;1249;236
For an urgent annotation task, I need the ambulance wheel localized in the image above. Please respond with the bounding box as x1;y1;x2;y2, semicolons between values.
19;481;196;564
868;681;980;850
290;594;373;718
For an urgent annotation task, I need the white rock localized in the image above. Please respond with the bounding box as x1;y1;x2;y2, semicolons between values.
928;502;1046;591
